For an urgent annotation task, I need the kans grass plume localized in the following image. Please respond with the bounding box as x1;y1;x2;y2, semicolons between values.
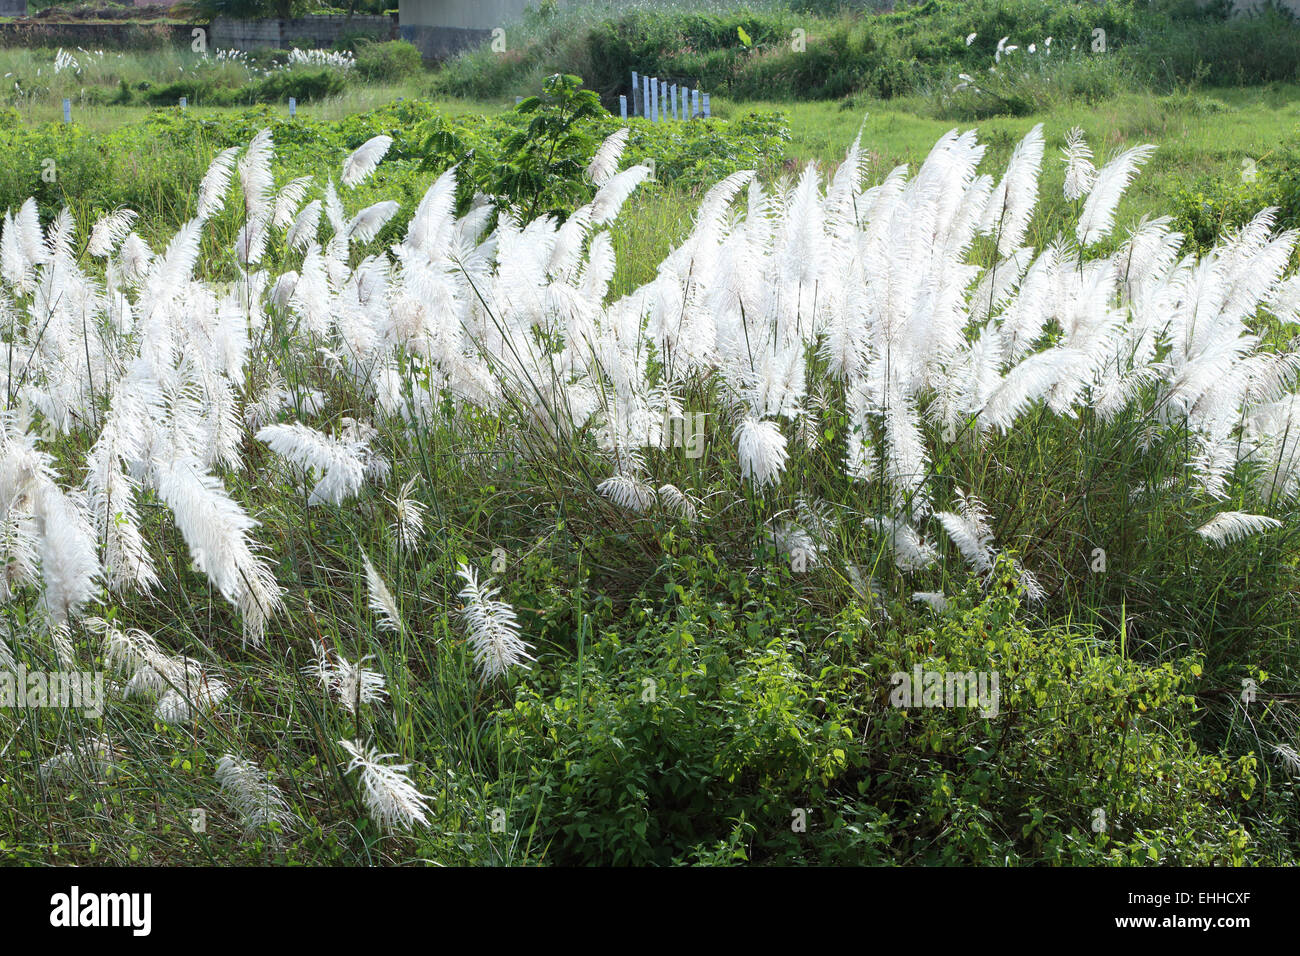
2;116;1299;840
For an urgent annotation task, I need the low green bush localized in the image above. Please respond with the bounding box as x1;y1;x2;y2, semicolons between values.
494;552;1279;865
255;66;349;103
136;67;347;107
354;40;423;82
1173;130;1300;254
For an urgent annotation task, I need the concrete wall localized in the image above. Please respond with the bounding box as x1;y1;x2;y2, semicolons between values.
399;0;533;32
399;23;491;61
0;21;194;49
0;0;26;17
398;0;532;60
211;15;397;52
211;18;279;50
284;14;397;48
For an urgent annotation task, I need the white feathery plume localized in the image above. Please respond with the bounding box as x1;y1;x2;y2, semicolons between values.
238;129;275;225
734;416;789;490
1060;126;1095;201
586;127;630;188
88;208;138;258
872;515;939;572
590;165;651;226
1195;511;1282;547
117;232;153;282
338;738;431;832
322;179;347;237
0;210;32;292
1273;743;1300;776
288;242;331;336
102;623;230;718
456;562;533;682
155;676;229;723
362;552;401;632
341;135;393;188
234;217;269;267
1076;143;1156;246
44;207;77;263
935;490;996;574
305;640;388;714
400;166;458;259
0;501;39;605
386;476;425;550
84;418;158;593
33;483;101;624
911;591;948;613
884;395;929;507
89;617;169;686
345;200;400;245
272;175;313;231
657;483;699;521
197;146;239;221
286;199;322;252
14;198;48;267
341;417;389;482
597;470;655;513
49;620;75;669
215;753;296;838
256;421;367;507
981;123;1044;255
40;735;115;785
153;459;282;646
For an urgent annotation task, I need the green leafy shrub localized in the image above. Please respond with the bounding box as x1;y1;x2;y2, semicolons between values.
423;72;605;222
255;66;348;103
493;552;1278;865
137;67;347;107
354;40;423;82
416;75;789;219
1173;131;1300;254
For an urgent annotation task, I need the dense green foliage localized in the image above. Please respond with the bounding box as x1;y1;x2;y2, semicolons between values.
495;555;1274;864
354;39;423;83
434;0;1300;107
0;91;789;246
1173;131;1300;253
419;73;790;220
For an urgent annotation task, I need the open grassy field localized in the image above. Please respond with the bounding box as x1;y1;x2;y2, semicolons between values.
2;0;1300;872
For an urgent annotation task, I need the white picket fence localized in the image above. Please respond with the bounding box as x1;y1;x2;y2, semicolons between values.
619;71;710;121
